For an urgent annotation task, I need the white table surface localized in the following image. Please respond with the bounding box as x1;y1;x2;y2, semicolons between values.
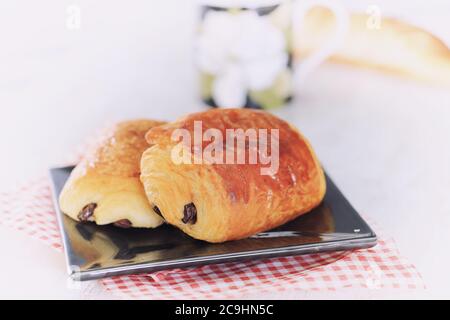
0;0;449;299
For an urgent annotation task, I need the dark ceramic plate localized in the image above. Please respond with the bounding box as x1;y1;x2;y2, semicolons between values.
50;166;376;281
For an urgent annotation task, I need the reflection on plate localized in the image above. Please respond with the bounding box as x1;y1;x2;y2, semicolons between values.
50;166;376;280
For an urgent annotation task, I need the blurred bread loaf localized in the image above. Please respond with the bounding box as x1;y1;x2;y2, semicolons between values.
295;7;450;87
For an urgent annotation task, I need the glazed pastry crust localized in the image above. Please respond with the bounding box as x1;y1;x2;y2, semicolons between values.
141;109;326;242
59;119;165;228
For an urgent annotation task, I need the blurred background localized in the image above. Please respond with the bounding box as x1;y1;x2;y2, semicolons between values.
0;0;448;182
0;0;449;297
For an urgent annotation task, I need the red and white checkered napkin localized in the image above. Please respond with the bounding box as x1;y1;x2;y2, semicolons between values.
0;175;425;299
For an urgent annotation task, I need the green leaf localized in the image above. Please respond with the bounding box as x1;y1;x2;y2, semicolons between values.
200;73;215;99
249;70;292;109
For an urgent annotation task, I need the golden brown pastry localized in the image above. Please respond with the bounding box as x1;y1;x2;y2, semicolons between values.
140;109;326;243
59;119;165;228
296;7;450;87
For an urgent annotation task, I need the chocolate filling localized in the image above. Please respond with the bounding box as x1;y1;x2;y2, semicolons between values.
78;203;97;222
182;203;197;224
153;205;163;218
114;219;132;228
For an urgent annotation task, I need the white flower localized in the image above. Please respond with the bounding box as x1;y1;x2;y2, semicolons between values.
212;63;247;107
196;10;287;107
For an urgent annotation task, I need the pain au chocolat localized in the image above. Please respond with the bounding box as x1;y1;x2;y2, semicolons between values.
59;119;165;228
140;109;326;243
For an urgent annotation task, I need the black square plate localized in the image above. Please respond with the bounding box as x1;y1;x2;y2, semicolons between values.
50;166;376;281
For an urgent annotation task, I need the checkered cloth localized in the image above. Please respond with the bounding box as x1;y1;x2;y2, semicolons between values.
0;175;425;299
